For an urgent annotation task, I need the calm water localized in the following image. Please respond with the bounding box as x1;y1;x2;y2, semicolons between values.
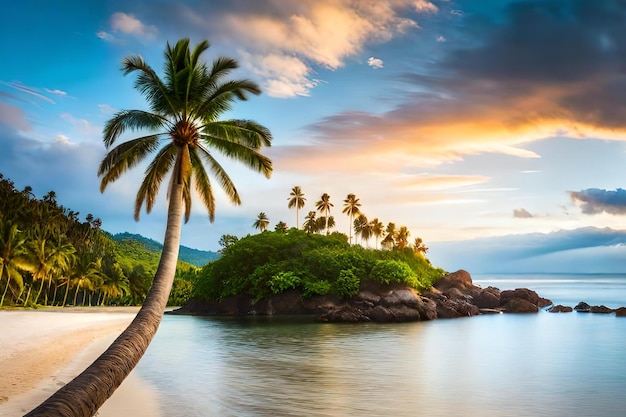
137;274;626;417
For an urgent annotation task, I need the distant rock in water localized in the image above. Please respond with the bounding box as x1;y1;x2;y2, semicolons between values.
615;307;626;317
574;301;591;312
589;305;614;314
548;305;573;313
171;270;558;323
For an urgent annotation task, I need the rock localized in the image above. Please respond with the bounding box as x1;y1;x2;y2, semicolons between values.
615;307;626;317
423;291;480;318
574;302;591;312
477;286;500;308
434;270;474;292
443;287;467;300
479;308;502;314
504;298;538;313
589;305;614;314
500;288;540;306
317;306;370;322
548;305;573;313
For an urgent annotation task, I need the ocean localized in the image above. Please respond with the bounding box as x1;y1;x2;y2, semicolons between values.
136;274;626;417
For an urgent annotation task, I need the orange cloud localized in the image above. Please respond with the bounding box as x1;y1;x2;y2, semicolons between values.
214;0;436;97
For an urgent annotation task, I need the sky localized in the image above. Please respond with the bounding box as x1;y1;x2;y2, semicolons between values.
2;0;626;273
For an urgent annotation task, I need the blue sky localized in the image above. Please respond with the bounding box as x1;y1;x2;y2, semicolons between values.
2;0;626;272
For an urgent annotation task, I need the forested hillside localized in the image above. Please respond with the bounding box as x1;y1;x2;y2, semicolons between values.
112;232;219;267
0;173;198;307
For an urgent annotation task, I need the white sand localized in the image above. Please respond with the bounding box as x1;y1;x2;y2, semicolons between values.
0;308;163;417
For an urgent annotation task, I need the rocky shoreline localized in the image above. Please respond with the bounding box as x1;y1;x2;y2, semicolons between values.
169;270;626;322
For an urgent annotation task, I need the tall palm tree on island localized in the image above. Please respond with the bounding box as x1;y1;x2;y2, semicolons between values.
288;186;306;229
26;38;273;417
342;193;361;244
316;193;333;234
253;212;270;232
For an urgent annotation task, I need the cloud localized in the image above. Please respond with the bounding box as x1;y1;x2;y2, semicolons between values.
0;102;31;132
206;0;437;97
98;103;116;114
367;57;384;69
513;208;533;218
60;113;101;140
570;188;626;215
96;31;114;41
450;10;464;16
45;89;67;97
413;0;438;13
3;81;55;104
274;1;626;179
436;36;446;42
110;12;158;39
428;227;626;273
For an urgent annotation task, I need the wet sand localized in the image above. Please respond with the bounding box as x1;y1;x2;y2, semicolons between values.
0;307;163;417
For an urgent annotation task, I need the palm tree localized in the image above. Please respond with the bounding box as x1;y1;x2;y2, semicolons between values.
253;212;270;232
381;222;396;250
395;226;411;249
342;194;361;244
287;186;306;229
370;218;384;249
303;211;318;234
353;214;369;246
100;261;130;305
274;221;288;232
26;38;272;417
413;237;429;255
315;193;333;234
0;221;32;306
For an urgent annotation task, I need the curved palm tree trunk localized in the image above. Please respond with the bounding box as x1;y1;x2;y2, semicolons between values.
25;183;183;417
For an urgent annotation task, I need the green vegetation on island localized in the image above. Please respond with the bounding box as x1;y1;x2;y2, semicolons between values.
192;229;445;303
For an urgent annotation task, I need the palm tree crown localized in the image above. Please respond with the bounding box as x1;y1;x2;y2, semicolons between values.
315;193;333;234
98;38;272;223
253;212;270;232
342;193;361;244
288;186;306;229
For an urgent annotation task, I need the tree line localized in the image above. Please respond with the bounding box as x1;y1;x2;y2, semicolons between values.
251;186;429;254
0;173;192;307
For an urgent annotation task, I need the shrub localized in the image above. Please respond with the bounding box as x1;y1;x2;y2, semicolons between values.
302;279;332;298
334;269;360;299
269;271;301;294
369;260;418;287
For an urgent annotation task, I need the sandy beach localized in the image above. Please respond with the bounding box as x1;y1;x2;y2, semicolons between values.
0;307;163;417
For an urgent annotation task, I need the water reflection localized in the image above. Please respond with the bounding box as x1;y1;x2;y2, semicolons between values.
140;276;626;417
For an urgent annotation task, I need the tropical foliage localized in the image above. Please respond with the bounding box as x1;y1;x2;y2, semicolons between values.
191;228;446;302
0;173;197;308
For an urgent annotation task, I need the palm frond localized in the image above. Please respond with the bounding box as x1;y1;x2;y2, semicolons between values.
203;120;272;148
193;79;262;121
134;144;178;220
195;144;241;205
98;135;163;192
122;56;175;116
200;132;273;178
189;148;216;222
103;110;167;148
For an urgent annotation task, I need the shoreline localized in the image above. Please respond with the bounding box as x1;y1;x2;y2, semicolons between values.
0;307;163;417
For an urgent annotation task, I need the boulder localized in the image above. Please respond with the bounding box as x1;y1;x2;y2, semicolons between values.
615;307;626;317
434;270;474;292
574;302;591;312
548;305;573;313
504;298;538;313
589;305;614;314
477;286;501;308
423;291;480;318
